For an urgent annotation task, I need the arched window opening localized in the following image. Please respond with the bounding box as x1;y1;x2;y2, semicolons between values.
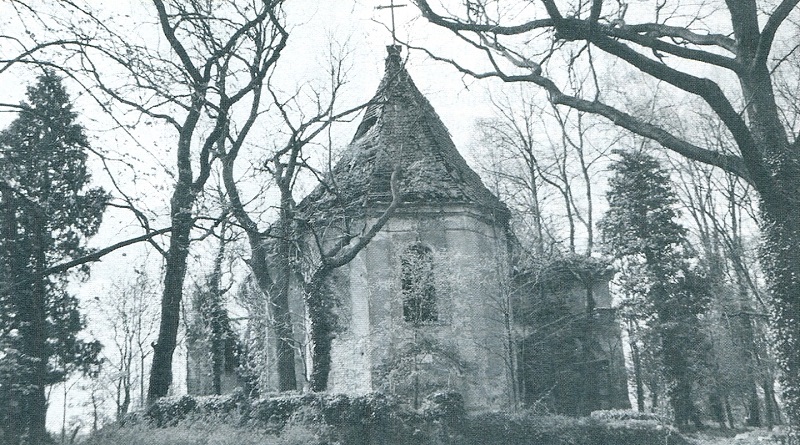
401;244;438;323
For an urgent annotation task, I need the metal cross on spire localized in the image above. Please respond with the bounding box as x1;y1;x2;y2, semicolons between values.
376;0;407;44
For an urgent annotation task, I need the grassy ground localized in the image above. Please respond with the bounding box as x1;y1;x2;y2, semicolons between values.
84;392;792;445
79;420;330;445
78;425;790;445
686;427;788;445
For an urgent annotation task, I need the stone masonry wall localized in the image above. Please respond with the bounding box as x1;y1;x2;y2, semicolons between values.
326;205;513;409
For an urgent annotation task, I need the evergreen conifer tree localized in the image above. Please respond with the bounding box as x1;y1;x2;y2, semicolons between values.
0;71;108;444
599;149;710;429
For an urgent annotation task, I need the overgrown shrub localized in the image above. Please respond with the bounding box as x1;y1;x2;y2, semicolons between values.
247;392;306;430
590;409;665;422
132;391;422;443
195;388;248;415
145;395;199;427
422;391;465;421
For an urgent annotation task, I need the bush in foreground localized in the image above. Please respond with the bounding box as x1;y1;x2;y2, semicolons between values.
459;410;691;445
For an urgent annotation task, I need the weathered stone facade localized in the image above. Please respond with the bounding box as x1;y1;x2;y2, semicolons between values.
322;207;513;409
516;259;631;414
186;336;240;396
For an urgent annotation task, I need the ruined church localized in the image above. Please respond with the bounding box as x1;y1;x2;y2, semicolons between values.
188;46;629;413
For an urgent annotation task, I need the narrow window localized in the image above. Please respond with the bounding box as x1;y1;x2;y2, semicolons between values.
352;116;377;140
401;244;438;323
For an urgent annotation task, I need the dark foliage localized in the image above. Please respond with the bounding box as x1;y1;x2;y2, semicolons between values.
515;254;620;415
599;149;711;429
0;70;108;444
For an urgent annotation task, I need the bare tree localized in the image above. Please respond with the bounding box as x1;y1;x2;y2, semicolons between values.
670;145;780;427
2;0;290;403
93;265;159;417
223;118;401;391
413;0;800;429
473;88;608;257
221;43;406;392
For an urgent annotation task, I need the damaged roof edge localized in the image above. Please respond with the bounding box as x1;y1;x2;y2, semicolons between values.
297;45;510;224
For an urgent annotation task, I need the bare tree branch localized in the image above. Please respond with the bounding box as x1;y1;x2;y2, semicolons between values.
410;43;752;182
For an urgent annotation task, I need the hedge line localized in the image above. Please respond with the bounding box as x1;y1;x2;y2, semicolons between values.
126;391;691;445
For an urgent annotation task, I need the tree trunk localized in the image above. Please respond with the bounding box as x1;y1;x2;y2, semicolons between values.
26;387;49;444
650;381;659;413
306;272;334;392
273;213;298;391
725;396;735;429
148;185;193;402
734;24;800;431
662;331;702;429
764;377;781;427
248;238;297;392
120;384;130;420
627;320;645;412
207;229;228;396
709;391;726;428
747;384;762;427
21;212;52;444
580;284;597;413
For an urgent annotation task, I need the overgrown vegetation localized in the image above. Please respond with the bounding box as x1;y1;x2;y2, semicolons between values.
0;0;794;439
599;149;712;429
416;0;800;432
82;391;703;445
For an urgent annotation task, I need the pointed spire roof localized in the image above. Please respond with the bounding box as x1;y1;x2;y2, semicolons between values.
299;46;509;223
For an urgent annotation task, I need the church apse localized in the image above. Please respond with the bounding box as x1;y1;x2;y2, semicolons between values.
321;211;514;409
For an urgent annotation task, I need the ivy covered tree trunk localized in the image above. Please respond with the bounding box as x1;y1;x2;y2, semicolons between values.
221;142;298;392
119;0;289;403
187;223;239;396
659;307;704;427
760;201;800;429
305;274;337;392
206;240;232;396
274;200;298;392
244;238;297;392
